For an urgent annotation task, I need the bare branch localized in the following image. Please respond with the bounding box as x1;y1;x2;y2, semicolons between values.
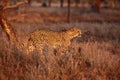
0;0;27;42
4;1;28;10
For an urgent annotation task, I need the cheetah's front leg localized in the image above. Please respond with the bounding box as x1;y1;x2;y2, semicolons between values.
61;41;70;53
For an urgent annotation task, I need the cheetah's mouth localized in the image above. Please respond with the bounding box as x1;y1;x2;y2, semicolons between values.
77;33;82;37
77;35;81;38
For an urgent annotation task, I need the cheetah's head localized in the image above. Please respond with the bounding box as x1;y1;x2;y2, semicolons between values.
66;27;82;38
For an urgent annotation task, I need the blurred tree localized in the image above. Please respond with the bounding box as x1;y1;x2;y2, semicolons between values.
0;0;27;42
0;0;17;42
28;0;31;6
48;0;52;7
60;0;64;7
109;0;117;8
67;0;70;23
42;0;47;7
97;0;118;8
75;0;80;7
90;0;102;12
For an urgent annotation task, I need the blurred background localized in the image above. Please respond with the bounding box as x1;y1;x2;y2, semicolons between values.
0;0;120;80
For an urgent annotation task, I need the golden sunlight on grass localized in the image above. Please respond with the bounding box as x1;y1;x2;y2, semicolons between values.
0;22;120;80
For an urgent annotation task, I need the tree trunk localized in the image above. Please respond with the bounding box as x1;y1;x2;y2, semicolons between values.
110;0;116;8
28;0;31;6
0;0;27;42
60;0;64;7
91;0;102;12
75;0;80;8
0;5;17;42
42;0;47;7
67;0;70;23
48;0;52;7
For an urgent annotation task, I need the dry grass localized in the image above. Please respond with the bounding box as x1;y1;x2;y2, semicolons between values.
0;22;120;80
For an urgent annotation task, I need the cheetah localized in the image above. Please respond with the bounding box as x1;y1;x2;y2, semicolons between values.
26;27;82;54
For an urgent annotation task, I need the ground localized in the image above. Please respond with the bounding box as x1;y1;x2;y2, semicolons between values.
0;3;120;80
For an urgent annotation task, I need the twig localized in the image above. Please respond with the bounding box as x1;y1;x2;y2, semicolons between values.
4;1;28;10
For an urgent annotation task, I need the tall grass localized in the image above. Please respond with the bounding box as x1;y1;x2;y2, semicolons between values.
0;22;120;80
